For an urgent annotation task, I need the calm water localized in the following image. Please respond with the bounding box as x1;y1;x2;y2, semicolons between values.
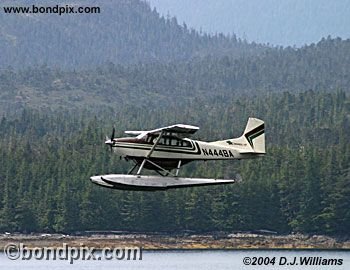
1;250;349;270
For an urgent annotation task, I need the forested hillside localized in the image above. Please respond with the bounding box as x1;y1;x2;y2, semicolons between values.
0;91;349;235
0;37;349;114
0;0;263;68
0;0;349;238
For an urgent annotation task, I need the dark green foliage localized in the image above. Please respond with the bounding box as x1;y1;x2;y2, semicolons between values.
1;0;348;238
0;91;348;235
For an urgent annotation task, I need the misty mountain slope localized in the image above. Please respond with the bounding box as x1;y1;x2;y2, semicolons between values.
0;37;349;114
0;0;265;69
149;0;350;47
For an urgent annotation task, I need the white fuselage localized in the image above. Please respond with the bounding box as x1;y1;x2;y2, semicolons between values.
112;138;257;161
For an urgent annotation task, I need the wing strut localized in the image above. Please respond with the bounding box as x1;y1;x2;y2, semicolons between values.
136;131;164;176
175;160;181;176
131;131;182;178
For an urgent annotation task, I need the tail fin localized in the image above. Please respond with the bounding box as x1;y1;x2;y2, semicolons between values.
230;118;265;154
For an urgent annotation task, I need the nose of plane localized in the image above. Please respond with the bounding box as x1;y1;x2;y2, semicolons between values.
105;138;115;152
105;139;113;145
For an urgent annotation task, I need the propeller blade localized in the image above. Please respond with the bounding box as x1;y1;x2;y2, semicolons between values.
111;127;115;141
105;127;116;153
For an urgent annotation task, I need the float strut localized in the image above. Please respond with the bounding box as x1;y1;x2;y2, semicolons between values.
175;160;182;177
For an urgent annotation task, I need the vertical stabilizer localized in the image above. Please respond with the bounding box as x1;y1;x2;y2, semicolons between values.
221;118;265;153
242;118;265;153
210;117;265;154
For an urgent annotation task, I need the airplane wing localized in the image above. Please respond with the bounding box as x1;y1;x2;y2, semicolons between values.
125;124;199;139
124;130;143;136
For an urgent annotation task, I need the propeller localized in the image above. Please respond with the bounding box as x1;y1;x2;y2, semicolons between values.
111;126;115;141
105;126;116;152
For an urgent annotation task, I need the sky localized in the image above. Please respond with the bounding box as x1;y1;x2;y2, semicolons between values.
148;0;350;47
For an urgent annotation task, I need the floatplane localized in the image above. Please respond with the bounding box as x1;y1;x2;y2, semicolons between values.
90;118;265;190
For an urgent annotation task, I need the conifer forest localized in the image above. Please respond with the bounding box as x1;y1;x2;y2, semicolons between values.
0;0;349;236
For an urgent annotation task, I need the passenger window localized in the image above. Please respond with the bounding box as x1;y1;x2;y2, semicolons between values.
152;137;160;144
182;140;190;147
147;136;155;143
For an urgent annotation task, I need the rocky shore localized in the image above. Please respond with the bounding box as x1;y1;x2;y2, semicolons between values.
1;232;349;250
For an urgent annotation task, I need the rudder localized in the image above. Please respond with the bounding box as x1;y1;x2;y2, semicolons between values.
243;118;265;153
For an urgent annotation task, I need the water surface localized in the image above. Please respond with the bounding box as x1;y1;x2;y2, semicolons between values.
1;250;349;270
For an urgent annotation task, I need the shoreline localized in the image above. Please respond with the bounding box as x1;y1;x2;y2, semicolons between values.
1;233;349;250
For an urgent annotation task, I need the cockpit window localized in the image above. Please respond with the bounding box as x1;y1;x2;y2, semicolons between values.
147;135;190;147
